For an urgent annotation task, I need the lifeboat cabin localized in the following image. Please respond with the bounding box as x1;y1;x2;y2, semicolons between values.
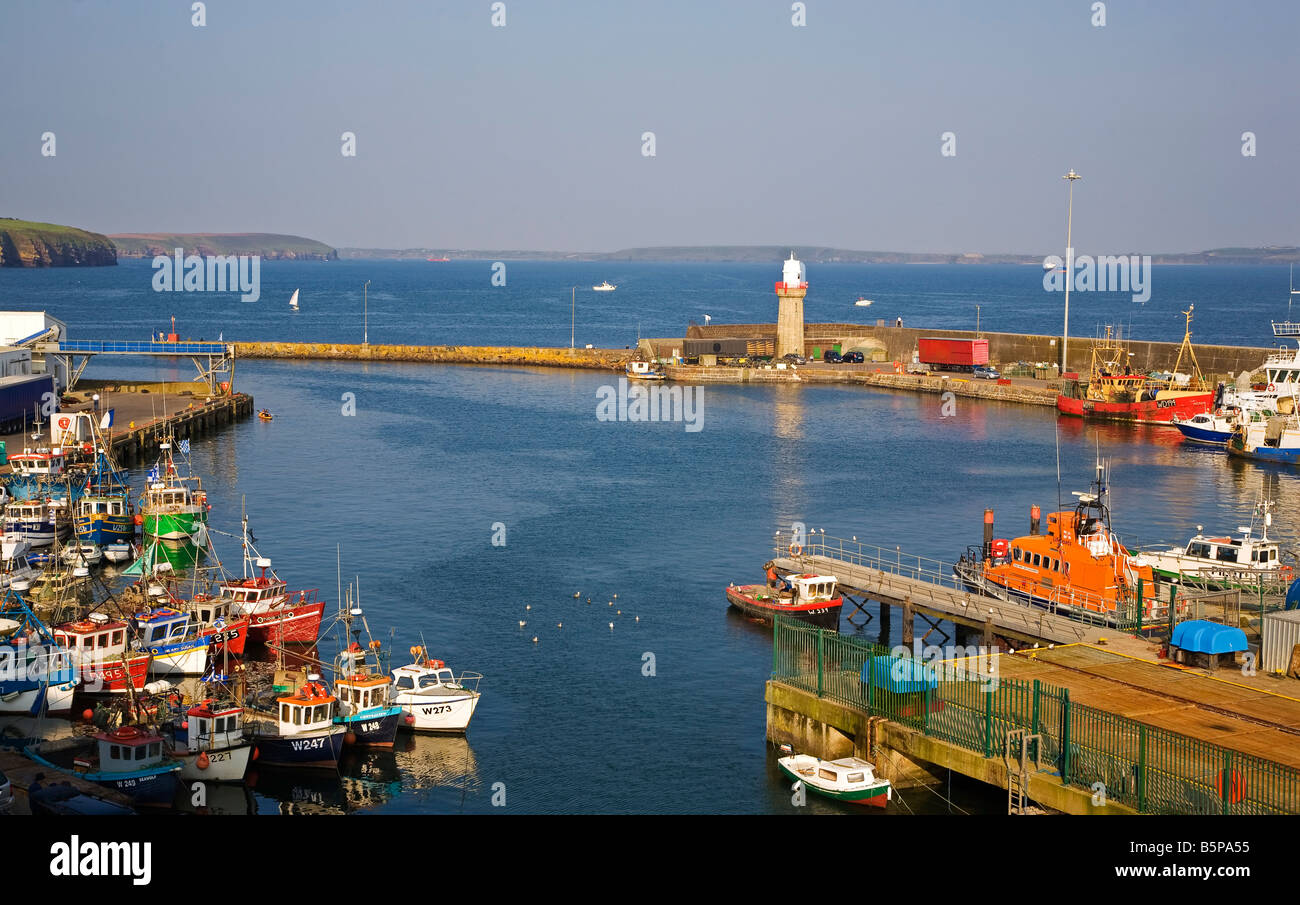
967;493;1157;623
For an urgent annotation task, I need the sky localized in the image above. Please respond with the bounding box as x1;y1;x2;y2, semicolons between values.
2;0;1298;254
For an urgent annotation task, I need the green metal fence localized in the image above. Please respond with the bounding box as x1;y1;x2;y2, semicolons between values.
772;619;1300;814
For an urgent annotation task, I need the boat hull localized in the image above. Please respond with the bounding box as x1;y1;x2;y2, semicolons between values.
394;693;479;732
1226;441;1300;465
144;510;206;541
175;743;252;783
78;655;152;694
338;708;403;747
0;681;77;715
245;600;326;645
251;727;347;768
1173;421;1233;444
142;640;210;677
777;761;891;807
1056;392;1214;424
725;584;841;629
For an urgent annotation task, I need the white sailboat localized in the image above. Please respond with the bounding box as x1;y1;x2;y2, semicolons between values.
289;289;300;311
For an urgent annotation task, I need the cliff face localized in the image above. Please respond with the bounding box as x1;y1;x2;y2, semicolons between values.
111;233;337;261
0;219;117;266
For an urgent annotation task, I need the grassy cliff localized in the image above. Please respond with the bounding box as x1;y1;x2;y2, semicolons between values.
111;232;337;261
0;218;117;266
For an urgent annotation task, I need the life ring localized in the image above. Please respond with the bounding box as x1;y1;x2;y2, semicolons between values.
789;543;803;557
424;659;445;669
111;726;141;741
1268;383;1276;392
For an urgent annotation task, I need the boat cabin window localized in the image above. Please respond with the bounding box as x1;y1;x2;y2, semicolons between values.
847;772;865;783
1032;553;1041;567
1012;548;1021;562
1216;547;1237;563
395;675;414;690
281;704;291;723
818;768;838;781
1255;549;1275;563
417;674;444;689
109;745;121;759
312;704;330;722
1187;541;1212;558
112;630;123;646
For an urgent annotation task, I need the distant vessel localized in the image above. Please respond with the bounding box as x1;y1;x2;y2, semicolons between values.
855;297;873;307
289;289;299;311
427;256;450;262
625;360;666;381
593;281;617;292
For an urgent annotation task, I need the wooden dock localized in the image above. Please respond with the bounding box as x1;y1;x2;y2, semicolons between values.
0;749;135;815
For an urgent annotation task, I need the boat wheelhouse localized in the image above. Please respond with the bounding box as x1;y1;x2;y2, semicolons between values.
26;725;182;806
142;481;208;541
626;359;667;381
389;651;482;733
6;449;67;479
334;671;403;747
185;593;249;657
3;499;67;548
220;532;326;645
169;699;252;782
54;614;151;694
725;571;843;628
246;682;347;768
130;607;212;677
75;492;133;546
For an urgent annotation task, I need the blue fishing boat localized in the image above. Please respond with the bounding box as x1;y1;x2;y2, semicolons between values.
245;682;347;768
1226;414;1300;465
25;726;183;806
1172;411;1237;445
329;585;403;747
130;607;214;677
0;590;79;715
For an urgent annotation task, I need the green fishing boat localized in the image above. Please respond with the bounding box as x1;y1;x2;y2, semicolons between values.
141;441;209;542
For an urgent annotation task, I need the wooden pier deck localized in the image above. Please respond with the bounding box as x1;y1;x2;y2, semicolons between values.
0;749;135;815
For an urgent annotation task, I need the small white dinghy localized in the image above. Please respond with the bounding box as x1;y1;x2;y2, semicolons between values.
103;542;134;564
777;748;892;807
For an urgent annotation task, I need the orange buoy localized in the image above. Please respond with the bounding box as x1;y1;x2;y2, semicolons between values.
82;708;94;721
197;751;210;770
344;732;357;746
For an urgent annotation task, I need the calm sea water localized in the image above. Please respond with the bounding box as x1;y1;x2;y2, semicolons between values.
1;261;1296;814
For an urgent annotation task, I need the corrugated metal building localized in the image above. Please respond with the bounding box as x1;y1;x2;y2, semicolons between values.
1262;608;1300;674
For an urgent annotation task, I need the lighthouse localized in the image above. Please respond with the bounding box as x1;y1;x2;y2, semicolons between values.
775;251;807;359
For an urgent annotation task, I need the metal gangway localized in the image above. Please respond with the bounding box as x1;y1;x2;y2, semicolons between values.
33;339;235;393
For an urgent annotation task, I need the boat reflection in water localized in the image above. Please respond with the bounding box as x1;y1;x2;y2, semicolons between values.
246;749;404;814
173;781;258;815
393;733;481;801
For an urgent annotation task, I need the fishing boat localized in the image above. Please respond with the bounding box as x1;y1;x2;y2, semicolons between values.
130;607;213;677
289;288;300;311
329;586;402;747
1226;410;1300;465
3;498;68;548
53;614;152;694
953;461;1161;624
244;681;347;768
592;281;617;292
0;537;42;590
26;726;182;806
855;298;873;307
61;542;103;567
625;359;666;381
103;542;134;564
1171;410;1240;445
219;514;326;645
0;592;78;715
389;647;482;733
140;440;209;541
777;750;892;807
725;570;842;629
1135;508;1291;591
1056;309;1216;424
168;698;252;782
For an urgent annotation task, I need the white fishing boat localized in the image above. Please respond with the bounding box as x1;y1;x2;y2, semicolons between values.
389;647;482;733
61;542;102;567
102;542;134;564
592;281;617;292
1135;502;1291;590
625;359;666;381
855;297;873;307
168;699;252;783
776;749;892;807
289;288;300;311
0;538;42;590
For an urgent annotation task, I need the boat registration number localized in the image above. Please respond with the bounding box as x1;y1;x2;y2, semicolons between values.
289;737;325;751
420;705;453;715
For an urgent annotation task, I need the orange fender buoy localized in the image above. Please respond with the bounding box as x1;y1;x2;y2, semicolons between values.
197;751;210;770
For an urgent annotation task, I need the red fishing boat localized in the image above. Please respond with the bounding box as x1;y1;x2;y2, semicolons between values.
52;614;152;693
725;568;843;629
220;514;325;646
1057;308;1216;424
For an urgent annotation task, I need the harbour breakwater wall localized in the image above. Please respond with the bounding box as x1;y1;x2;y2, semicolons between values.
234;342;633;370
668;324;1281;377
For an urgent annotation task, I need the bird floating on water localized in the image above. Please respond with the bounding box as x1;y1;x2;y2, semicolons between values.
608;622;614;630
532;636;539;643
519;620;526;627
573;592;580;598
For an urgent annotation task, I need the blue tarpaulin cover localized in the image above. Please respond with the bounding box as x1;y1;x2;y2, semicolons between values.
862;655;939;693
1172;620;1248;655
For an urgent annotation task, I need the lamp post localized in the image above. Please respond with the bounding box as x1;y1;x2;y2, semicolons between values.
975;305;981;338
1061;169;1081;375
363;280;371;351
571;286;576;350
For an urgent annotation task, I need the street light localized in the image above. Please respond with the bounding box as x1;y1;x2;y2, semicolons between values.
1061;169;1081;375
975;305;981;338
571;286;576;350
363;280;371;349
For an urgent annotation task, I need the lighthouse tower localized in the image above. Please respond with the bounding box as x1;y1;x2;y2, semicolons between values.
775;252;807;359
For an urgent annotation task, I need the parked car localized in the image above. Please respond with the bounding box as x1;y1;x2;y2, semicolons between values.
841;351;864;364
973;365;1000;380
781;353;807;365
821;350;842;363
905;361;929;375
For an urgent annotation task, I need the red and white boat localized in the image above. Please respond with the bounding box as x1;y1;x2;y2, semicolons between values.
219;514;325;646
53;614;151;694
725;570;843;629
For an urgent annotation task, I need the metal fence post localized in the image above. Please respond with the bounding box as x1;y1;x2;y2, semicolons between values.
1167;585;1176;643
772;616;779;676
1222;749;1233;816
1136;578;1143;635
1032;679;1040;738
1060;689;1072;785
923;683;931;735
1137;724;1147;813
866;653;875;713
816;628;824;698
984;688;993;758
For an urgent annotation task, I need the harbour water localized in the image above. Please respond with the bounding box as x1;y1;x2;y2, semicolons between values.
2;261;1297;814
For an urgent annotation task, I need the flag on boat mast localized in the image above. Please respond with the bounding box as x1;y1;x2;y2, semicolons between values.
179;438;190;454
99;408;114;430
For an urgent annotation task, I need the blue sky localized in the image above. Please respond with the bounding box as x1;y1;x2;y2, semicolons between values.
2;0;1297;253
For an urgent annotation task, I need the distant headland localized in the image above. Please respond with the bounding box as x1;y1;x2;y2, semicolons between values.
337;245;1300;265
0;218;116;267
111;232;337;261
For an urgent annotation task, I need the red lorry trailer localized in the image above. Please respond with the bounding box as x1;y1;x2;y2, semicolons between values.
916;337;989;370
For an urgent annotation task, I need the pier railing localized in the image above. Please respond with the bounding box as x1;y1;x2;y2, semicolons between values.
772;618;1300;815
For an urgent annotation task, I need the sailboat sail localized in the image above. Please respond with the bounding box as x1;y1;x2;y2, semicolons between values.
289;289;300;310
